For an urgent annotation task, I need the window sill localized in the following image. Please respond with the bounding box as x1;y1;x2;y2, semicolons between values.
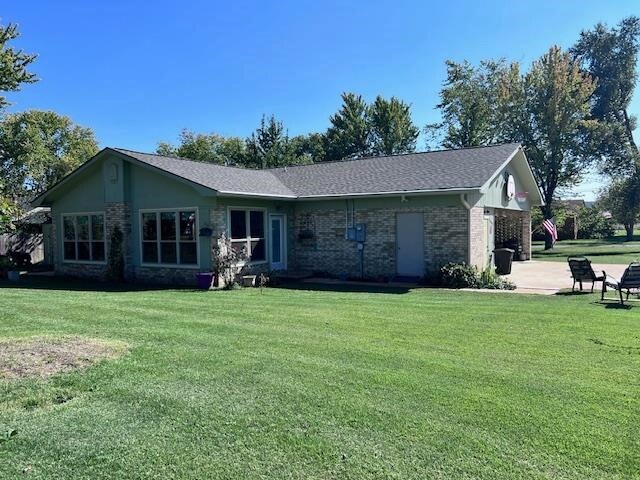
62;260;107;265
139;263;201;270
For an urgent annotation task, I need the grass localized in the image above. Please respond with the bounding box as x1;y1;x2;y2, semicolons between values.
0;278;638;479
533;231;640;264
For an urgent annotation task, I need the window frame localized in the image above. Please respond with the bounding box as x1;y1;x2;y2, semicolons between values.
61;211;107;264
139;207;200;269
226;207;268;265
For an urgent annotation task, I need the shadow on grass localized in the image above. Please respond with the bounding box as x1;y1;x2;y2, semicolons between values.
555;290;595;296
0;276;196;293
272;280;411;295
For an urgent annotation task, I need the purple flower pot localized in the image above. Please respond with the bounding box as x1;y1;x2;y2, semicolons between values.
196;272;216;289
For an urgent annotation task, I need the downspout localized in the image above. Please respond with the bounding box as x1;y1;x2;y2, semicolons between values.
460;193;472;265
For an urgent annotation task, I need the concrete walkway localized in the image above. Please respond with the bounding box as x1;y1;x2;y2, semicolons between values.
504;260;628;295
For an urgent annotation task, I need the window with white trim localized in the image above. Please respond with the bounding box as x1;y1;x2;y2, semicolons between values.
62;213;106;262
141;210;198;265
229;209;265;262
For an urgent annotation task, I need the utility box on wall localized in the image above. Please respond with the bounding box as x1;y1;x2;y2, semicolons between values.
346;224;366;242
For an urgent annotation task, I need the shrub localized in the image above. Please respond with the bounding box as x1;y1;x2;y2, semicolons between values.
576;206;615;239
106;226;125;282
478;268;516;290
212;232;246;289
440;263;479;288
440;262;516;290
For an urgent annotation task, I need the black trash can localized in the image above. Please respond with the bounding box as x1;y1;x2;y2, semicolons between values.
493;248;515;275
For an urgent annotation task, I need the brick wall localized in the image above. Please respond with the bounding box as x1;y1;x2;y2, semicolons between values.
290;205;470;279
468;206;485;269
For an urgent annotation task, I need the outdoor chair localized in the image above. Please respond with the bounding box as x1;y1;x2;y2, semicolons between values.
602;263;640;305
567;256;605;292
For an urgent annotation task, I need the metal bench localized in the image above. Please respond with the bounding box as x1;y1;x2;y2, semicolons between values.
567;256;605;292
601;263;640;305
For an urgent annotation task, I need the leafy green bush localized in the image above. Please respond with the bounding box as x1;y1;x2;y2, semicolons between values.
478;267;516;290
440;263;479;288
440;263;516;290
576;206;615;239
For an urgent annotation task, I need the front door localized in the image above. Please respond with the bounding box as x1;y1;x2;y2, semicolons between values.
269;214;286;270
396;212;424;277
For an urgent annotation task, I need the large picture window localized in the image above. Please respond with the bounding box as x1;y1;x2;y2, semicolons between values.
229;209;265;262
62;213;105;262
141;209;198;266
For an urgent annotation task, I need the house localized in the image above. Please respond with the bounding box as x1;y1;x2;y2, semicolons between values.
31;143;543;284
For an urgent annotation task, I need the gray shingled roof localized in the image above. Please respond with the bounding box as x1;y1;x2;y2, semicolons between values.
112;148;297;197
113;143;521;198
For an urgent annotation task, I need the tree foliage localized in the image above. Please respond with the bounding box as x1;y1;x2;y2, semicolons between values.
430;47;597;249
572;16;640;175
244;114;311;168
0;110;99;201
0;22;37;110
572;17;640;242
0;191;19;234
369;95;419;155
425;60;509;149
157;130;246;166
498;46;597;219
599;175;640;240
325;92;419;160
325;93;371;160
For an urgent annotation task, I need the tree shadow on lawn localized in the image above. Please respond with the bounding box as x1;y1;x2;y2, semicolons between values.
0;276;195;293
272;280;411;295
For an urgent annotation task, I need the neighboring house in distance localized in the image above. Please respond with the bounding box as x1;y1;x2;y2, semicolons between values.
0;206;52;265
32;143;543;285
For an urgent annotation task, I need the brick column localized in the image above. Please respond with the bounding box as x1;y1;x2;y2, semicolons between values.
521;210;532;260
105;202;132;279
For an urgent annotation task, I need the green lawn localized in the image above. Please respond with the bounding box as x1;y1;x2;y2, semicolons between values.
533;232;640;264
0;279;638;479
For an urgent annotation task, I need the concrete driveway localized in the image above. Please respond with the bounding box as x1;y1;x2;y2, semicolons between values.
503;261;628;295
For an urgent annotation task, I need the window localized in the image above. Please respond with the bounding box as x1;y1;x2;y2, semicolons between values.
229;209;265;262
62;213;106;262
141;209;198;266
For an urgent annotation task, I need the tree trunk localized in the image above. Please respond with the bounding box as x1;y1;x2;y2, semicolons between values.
624;223;634;242
540;205;554;250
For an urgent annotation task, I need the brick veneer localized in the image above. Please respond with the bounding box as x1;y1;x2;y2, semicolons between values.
468;206;485;268
290;205;470;278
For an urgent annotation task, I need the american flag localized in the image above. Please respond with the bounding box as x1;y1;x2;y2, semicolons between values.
542;217;558;245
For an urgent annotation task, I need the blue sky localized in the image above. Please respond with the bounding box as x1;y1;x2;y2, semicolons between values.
3;0;640;199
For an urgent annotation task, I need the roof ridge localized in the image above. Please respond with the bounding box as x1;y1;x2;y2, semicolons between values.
267;142;521;171
112;147;263;173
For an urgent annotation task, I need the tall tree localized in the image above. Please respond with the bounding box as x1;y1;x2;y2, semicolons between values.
599;175;640;240
157;130;246;166
325;92;371;160
369;95;419;155
244;115;309;168
425;60;509;149
498;47;597;248
0;22;37;110
572;16;640;174
572;17;640;242
0;110;99;200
